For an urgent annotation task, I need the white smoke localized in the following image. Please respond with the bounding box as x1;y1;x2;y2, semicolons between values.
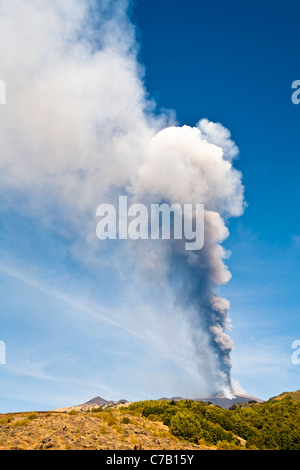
136;125;244;215
0;0;245;398
0;0;161;223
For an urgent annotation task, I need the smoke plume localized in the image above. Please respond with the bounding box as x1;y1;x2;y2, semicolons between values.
132;124;244;396
0;0;245;397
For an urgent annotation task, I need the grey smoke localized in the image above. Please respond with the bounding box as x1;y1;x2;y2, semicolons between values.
132;124;245;397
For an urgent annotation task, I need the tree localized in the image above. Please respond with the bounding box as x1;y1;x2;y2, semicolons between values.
170;411;202;443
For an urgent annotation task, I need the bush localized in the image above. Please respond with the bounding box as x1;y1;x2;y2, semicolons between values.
170;411;202;443
99;425;108;434
216;440;242;450
101;411;117;426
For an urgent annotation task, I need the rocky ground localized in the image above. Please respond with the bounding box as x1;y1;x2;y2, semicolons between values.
0;409;210;450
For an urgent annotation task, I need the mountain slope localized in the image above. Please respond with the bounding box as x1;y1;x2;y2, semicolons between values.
1;391;299;450
52;397;128;413
0;409;207;450
157;395;263;409
271;390;300;402
83;397;128;407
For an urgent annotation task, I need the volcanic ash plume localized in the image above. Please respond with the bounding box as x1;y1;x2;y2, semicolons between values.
133;123;245;397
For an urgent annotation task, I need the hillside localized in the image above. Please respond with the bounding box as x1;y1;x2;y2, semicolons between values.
271;390;300;402
128;396;300;450
0;393;299;450
52;396;129;413
0;409;207;451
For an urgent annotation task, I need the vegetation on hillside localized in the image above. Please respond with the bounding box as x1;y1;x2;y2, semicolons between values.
0;409;202;450
126;395;300;450
1;391;299;450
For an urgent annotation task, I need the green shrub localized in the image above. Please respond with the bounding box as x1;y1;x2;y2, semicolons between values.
170;411;202;443
101;411;117;426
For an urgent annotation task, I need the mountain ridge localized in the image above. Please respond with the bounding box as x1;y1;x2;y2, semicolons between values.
52;393;263;412
157;394;264;409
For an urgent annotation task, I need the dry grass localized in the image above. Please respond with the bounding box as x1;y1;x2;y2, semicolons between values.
0;409;209;450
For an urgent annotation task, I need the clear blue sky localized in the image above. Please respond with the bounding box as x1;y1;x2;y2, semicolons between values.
0;0;299;412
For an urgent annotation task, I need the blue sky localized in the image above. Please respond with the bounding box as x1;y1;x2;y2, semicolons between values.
0;0;299;412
